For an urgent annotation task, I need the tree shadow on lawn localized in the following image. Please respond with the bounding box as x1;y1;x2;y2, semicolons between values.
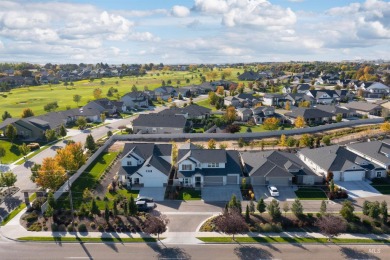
10;144;21;156
339;247;380;260
234;245;273;260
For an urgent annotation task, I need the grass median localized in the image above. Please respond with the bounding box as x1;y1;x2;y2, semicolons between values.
18;236;159;243
197;237;390;244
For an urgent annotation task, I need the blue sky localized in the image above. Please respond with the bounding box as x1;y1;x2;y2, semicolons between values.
0;0;389;64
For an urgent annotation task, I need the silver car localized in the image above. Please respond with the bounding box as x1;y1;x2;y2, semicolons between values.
268;185;279;197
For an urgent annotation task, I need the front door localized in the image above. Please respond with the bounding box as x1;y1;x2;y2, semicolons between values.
195;176;201;187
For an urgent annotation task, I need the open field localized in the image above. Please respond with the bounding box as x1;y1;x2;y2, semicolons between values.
0;69;244;118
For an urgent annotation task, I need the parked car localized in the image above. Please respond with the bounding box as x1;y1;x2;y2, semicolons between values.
136;200;156;212
268;185;279;197
136;196;154;203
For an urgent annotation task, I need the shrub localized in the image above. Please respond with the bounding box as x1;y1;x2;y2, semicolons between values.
51;223;58;231
98;224;104;232
373;221;381;227
67;224;75;232
362;219;372;227
307;213;313;218
316;213;322;218
27;143;40;150
90;222;96;229
27;222;42;232
23;212;38;223
58;224;67;232
78;224;87;232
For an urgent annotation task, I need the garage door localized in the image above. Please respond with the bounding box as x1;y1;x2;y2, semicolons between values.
204;176;224;186
268;178;289;186
343;171;364;181
251;176;265;185
332;172;341;181
302;176;314;185
227;175;238;185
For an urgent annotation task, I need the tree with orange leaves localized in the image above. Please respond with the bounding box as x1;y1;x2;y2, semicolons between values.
36;157;67;191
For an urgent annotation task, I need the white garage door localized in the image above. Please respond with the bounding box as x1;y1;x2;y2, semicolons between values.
268;178;289;186
204;176;224;186
251;176;265;185
332;172;341;181
343;171;364;181
301;176;315;185
143;178;165;187
227;175;239;185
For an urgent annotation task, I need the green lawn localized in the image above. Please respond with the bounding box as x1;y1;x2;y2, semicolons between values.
58;152;118;209
0;69;244;118
0;140;22;164
18;236;158;243
239;124;294;133
195;99;217;111
197;237;390;244
179;188;201;200
295;188;327;200
370;178;390;194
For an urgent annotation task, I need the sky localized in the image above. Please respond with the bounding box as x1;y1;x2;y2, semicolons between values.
0;0;389;64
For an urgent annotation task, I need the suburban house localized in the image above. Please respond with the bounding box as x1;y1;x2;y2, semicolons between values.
83;98;124;116
211;80;237;90
131;114;187;134
315;104;355;119
283;93;316;107
263;93;286;106
121;91;149;110
347;140;390;171
251;106;275;124
175;144;242;187
282;84;311;94
305;90;340;104
381;101;390;117
118;143;172;188
236;108;253;122
359;82;390;94
241;151;323;186
341;101;382;116
284;107;334;124
157;104;211;120
153;86;176;101
224;93;261;108
238;71;263;81
298;145;386;181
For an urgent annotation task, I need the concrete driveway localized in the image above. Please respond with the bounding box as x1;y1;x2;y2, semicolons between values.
253;185;297;201
202;185;242;202
138;187;166;201
335;181;381;199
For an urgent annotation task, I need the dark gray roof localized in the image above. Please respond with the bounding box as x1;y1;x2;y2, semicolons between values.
241;151;316;178
342;101;380;112
285;107;334;119
315;104;351;115
157;104;211;117
0;118;20;129
347;140;390;165
178;149;227;164
132;114;187;128
177;150;242;178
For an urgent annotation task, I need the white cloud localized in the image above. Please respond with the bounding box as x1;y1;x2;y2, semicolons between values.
193;0;230;14
0;40;4;49
171;5;190;17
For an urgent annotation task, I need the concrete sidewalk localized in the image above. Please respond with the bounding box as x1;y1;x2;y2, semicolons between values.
1;208;390;244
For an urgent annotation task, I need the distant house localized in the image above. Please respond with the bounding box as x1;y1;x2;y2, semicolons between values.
263;94;286;106
238;71;262;81
241;151;322;186
347;139;390;172
224;93;261;108
121;91;149;110
341;101;382;116
284;107;334;124
305;90;340;104
315;104;355;119
154;86;176;101
118;143;172;188
236;108;253;122
175;144;242;187
83;98;124;116
211;80;237;90
359;82;390;94
251;106;275;124
282;84;311;94
283;93;315;107
157;104;211;120
299;145;386;181
131;114;187;134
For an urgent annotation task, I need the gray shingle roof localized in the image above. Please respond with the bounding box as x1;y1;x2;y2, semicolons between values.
315;104;351;115
341;101;380;112
158;104;211;118
132;114;187;128
347;140;390;166
285;107;335;119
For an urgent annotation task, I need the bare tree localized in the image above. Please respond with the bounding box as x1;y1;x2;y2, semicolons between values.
315;215;347;242
215;209;248;240
143;214;169;240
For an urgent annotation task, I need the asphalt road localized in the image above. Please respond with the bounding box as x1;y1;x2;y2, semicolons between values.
0;240;387;260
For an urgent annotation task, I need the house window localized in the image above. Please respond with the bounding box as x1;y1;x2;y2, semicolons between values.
127;161;132;166
376;172;382;178
184;178;191;185
146;170;152;173
207;163;219;168
134;178;140;184
182;164;192;171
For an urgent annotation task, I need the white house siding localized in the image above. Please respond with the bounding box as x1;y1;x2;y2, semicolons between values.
179;160;196;171
366;169;387;179
134;165;167;187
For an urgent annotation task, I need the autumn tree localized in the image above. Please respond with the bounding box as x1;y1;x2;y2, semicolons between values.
298;101;310;107
224;106;236;123
285;101;291;110
380;122;390;133
336;113;342;123
0;171;17;193
206;71;218;81
208;91;218;106
207;139;217;149
215;209;248;240
263;117;280;130
294;116;306;128
216;86;224;95
299;134;312;147
100;113;106;123
5;124;17;143
322;135;331;146
315;215;347;242
73;94;82;107
21;108;34;118
55;142;86;173
170;141;178;166
143;214;169;240
93;88;102;99
279;134;287;147
36;157;67;191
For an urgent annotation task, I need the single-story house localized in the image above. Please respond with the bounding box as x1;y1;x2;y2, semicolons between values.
341;101;382;116
157;104;211;120
284;107;334;124
131;114;187;134
347;140;390;171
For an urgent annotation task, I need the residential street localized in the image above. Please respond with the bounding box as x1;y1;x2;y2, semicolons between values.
0;239;387;260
